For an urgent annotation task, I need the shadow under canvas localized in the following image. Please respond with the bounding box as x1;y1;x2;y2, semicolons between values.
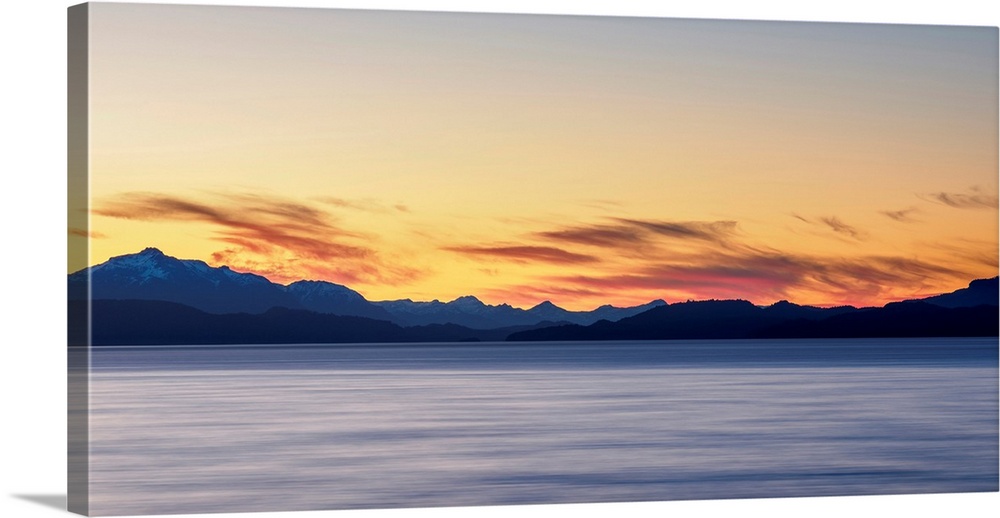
12;494;67;512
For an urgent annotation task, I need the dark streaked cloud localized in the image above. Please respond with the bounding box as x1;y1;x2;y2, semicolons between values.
925;189;999;210
612;218;737;241
480;283;614;310
536;218;737;249
227;193;332;227
443;245;599;264
523;249;966;307
97;194;223;222
793;214;867;241
914;238;999;270
93;191;422;285
880;208;920;222
545;254;812;301
317;197;368;211
819;216;866;240
446;218;733;267
317;196;412;214
96;192;370;259
69;228;107;239
535;224;645;248
452;214;981;307
576;199;626;211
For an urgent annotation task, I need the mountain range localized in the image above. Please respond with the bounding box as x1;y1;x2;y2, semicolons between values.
68;248;998;345
68;248;666;328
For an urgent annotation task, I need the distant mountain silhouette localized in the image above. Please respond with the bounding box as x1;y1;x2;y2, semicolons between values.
81;299;568;346
374;296;533;328
68;248;301;314
527;299;667;326
68;248;392;318
286;280;393;320
508;279;998;342
373;296;665;328
84;299;413;345
919;277;998;308
69;248;665;327
760;300;857;320
757;300;998;338
69;249;998;344
508;299;818;341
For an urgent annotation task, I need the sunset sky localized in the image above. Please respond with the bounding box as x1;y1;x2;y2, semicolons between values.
73;3;998;310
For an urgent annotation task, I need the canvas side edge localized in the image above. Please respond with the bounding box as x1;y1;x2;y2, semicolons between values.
68;3;90;516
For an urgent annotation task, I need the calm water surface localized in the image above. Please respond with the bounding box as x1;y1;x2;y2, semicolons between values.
88;338;998;516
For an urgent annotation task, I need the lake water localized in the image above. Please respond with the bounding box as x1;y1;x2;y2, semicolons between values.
88;338;998;516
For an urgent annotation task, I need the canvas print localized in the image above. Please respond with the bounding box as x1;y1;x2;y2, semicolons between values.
68;3;999;516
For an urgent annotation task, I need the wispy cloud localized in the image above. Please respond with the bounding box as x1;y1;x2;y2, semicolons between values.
94;190;994;309
447;218;735;267
94;191;421;285
923;187;999;210
317;196;412;214
818;216;866;240
68;228;107;239
446;213;986;308
576;199;626;211
443;245;600;264
613;218;737;241
793;214;867;241
880;208;920;222
97;192;370;258
535;218;737;249
916;237;999;270
479;283;614;310
518;249;965;308
536;224;645;248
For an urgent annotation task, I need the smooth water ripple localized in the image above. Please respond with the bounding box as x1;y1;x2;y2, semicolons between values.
87;338;999;516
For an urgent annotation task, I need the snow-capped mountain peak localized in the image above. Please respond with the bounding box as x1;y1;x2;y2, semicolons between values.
449;295;486;308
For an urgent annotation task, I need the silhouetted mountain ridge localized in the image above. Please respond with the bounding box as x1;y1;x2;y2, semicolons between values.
373;296;666;328
68;247;301;314
508;280;998;341
285;279;393;320
919;277;998;308
758;300;999;338
69;248;667;327
79;299;573;345
69;249;998;344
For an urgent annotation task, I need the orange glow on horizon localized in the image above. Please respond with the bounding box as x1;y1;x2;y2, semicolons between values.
81;5;998;312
